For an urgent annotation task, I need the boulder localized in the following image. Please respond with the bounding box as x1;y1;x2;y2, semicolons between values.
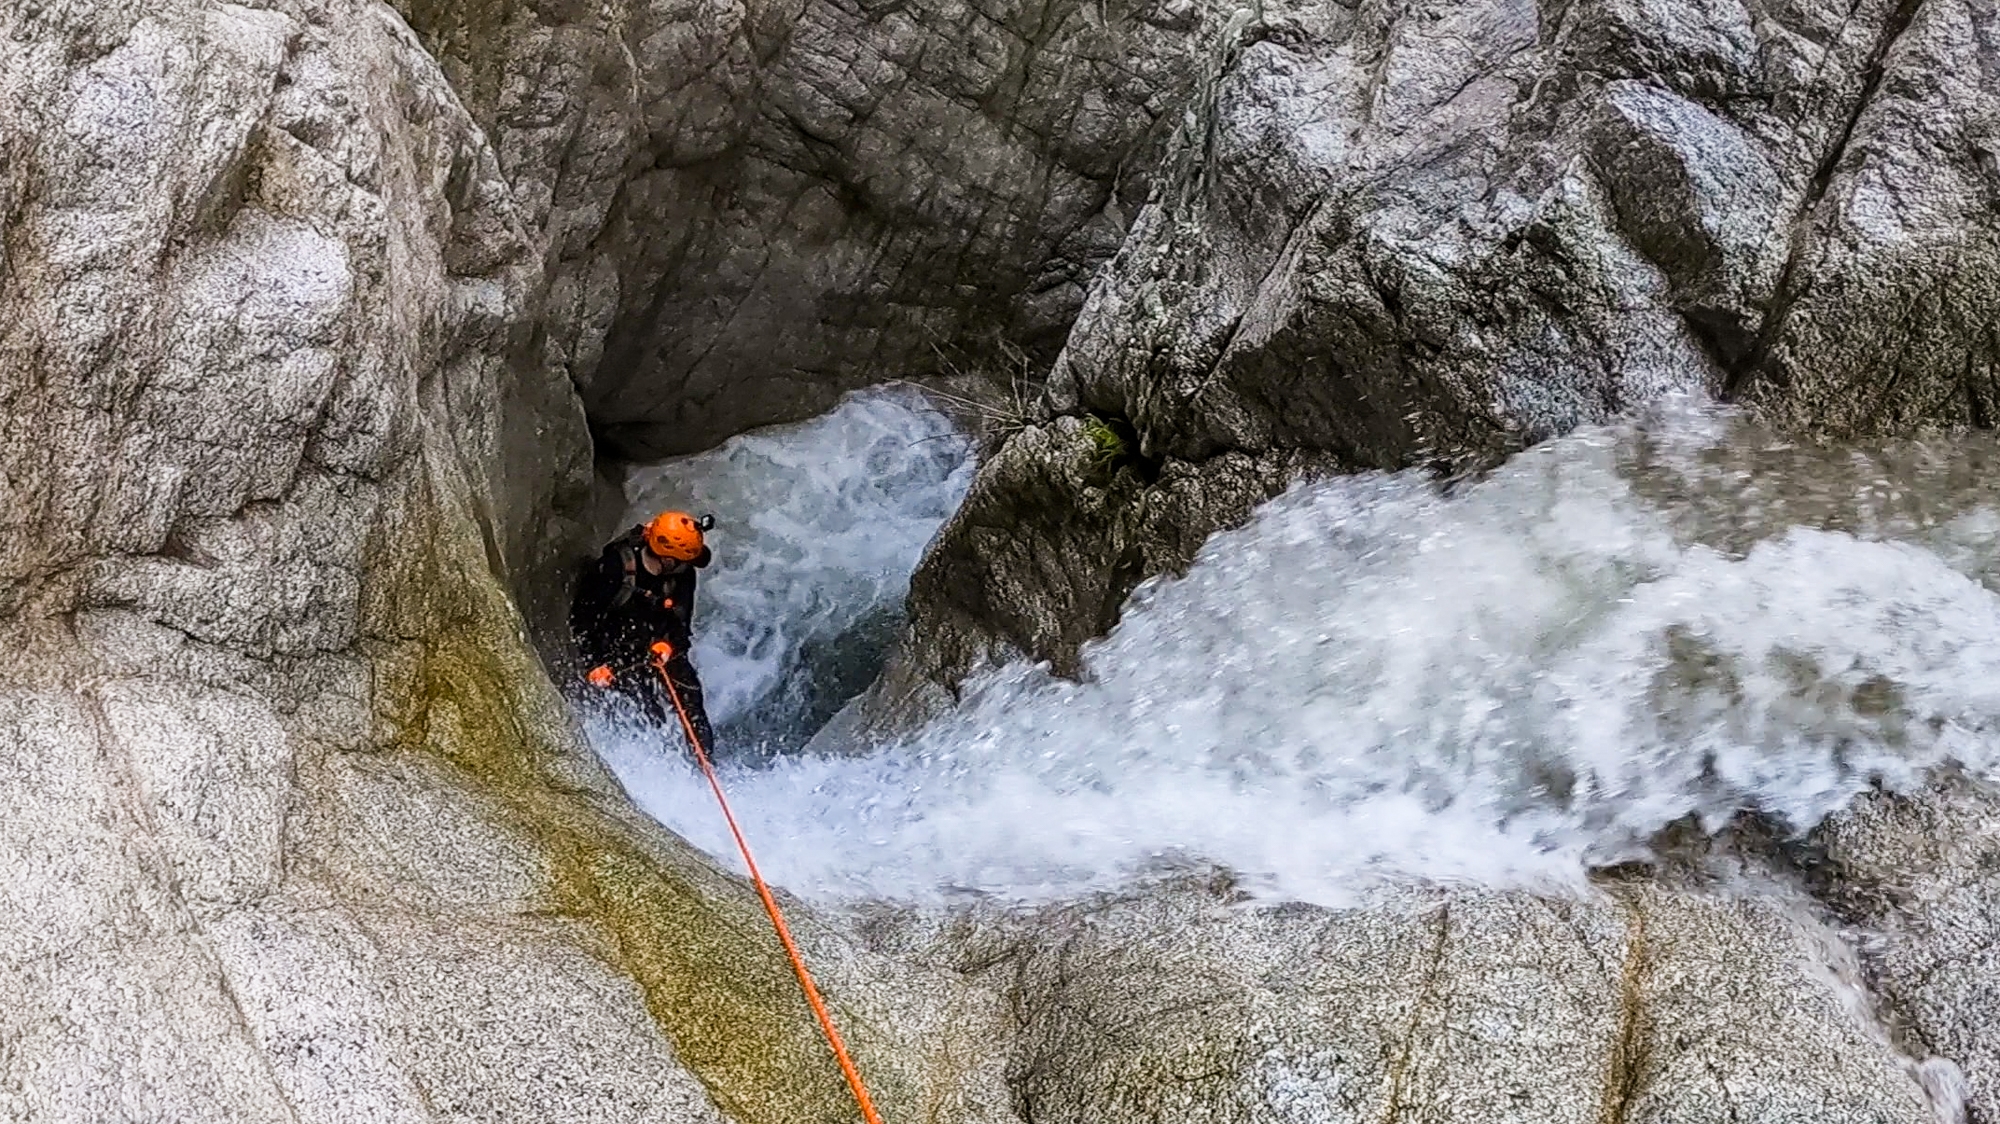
858;416;1337;726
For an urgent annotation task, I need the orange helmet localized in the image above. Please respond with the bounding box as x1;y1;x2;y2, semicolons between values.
644;510;706;561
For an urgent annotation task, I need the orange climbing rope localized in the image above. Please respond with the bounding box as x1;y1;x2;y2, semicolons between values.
649;643;886;1124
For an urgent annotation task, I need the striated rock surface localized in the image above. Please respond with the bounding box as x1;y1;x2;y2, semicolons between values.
0;3;1007;1122
391;0;1208;458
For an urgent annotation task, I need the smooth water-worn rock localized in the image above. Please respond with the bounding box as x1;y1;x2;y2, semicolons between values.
861;878;1954;1124
889;0;2000;704
391;0;1210;458
0;4;1008;1122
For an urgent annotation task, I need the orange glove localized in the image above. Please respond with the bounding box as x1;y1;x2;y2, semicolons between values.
650;641;674;661
586;665;615;688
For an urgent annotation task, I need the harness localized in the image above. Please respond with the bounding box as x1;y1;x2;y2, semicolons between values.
609;541;643;611
607;532;680;613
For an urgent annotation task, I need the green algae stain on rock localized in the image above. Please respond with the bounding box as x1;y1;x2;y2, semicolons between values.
553;839;882;1124
369;476;918;1124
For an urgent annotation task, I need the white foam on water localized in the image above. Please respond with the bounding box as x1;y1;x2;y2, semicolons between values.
595;399;2000;907
620;386;975;748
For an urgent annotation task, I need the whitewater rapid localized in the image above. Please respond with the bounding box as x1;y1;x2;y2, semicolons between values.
595;393;2000;908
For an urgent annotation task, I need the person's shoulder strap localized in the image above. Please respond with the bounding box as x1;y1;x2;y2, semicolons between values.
607;532;645;609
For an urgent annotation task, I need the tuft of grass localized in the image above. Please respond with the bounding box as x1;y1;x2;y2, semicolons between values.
1082;414;1131;475
892;334;1044;454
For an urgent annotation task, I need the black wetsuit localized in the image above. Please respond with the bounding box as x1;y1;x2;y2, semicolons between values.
568;526;716;749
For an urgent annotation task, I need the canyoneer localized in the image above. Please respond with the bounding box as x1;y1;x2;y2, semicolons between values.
569;510;888;1123
570;509;718;748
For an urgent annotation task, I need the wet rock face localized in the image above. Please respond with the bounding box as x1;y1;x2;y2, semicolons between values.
889;0;2000;704
1053;0;2000;462
392;0;1206;458
853;417;1337;725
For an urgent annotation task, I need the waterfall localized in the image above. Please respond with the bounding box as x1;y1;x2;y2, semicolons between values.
596;397;2000;907
617;386;976;752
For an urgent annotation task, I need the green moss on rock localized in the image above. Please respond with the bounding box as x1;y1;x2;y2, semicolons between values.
369;478;915;1124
